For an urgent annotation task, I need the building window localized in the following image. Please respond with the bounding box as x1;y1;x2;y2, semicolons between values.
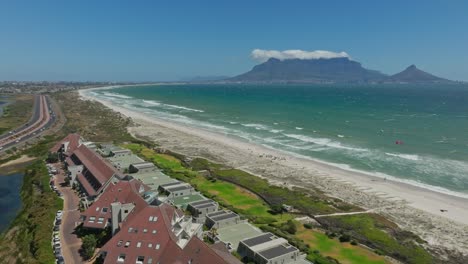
137;256;145;263
136;242;141;248
143;229;148;233
128;227;133;233
117;254;126;262
95;207;100;212
117;240;123;247
97;217;104;224
89;216;96;223
148;243;153;248
152;230;157;234
155;244;160;250
124;241;130;248
102;207;108;213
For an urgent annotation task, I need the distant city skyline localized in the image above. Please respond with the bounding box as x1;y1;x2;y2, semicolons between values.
1;0;467;81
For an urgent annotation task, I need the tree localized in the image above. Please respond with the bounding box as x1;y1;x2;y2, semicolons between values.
282;220;297;234
81;234;97;259
269;204;284;215
47;152;59;163
64;176;70;186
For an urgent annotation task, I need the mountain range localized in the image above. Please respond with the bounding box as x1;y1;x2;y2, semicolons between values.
228;57;451;84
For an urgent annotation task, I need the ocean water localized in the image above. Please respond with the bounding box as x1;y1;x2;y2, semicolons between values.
86;84;468;197
0;173;24;232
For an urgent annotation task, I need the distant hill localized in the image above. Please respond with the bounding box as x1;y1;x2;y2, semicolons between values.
388;65;450;83
228;58;452;84
182;75;231;82
229;57;386;83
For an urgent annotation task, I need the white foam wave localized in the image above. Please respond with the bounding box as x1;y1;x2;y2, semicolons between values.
284;134;367;152
270;129;283;134
242;123;269;130
142;100;161;106
295;127;303;130
102;92;133;99
385;152;420;161
163;103;204;112
337;134;345;138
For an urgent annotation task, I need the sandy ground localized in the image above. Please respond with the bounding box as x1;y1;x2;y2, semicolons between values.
79;89;468;255
0;155;35;169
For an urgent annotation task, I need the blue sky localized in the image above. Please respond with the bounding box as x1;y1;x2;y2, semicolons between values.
0;0;467;81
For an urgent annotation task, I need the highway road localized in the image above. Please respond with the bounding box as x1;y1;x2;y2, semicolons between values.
0;94;56;154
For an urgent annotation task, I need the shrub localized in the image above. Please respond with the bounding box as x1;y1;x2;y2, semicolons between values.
303;223;313;229
281;220;297;235
339;234;351;243
81;234;97;260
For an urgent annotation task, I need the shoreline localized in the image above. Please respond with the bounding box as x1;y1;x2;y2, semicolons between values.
79;89;468;253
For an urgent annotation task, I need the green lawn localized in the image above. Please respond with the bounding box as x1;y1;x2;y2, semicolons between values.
296;226;389;264
318;214;433;264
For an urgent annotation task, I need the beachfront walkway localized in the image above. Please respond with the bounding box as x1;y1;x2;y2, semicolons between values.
52;163;83;263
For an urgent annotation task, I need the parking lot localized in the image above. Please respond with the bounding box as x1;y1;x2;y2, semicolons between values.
48;163;83;264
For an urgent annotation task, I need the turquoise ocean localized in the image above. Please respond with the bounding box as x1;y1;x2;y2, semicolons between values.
86;84;468;197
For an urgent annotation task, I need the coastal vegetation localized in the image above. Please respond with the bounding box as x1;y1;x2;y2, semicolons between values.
52;92;136;143
0;94;34;135
0;160;63;264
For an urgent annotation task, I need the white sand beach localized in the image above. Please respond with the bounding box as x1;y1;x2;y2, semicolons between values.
79;89;468;255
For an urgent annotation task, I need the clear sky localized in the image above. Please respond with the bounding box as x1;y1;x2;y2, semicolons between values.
1;0;467;81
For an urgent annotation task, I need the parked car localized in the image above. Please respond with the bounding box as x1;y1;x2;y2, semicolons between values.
56;256;65;264
53;225;60;232
56;210;63;217
54;242;61;250
53;237;60;243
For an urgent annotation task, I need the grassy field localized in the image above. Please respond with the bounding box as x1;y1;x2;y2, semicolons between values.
123;143;391;264
296;225;388;264
0;94;34;135
318;214;433;264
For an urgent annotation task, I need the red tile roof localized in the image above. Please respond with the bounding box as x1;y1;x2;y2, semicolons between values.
50;133;81;154
101;204;231;264
77;173;97;197
82;180;149;229
72;144;119;187
101;204;175;264
65;156;76;166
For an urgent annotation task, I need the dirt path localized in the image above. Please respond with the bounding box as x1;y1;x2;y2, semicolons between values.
0;155;36;168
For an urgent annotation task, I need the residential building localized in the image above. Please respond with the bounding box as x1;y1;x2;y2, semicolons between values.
81;179;148;233
237;233;308;264
129;162;156;173
158;181;195;198
187;199;219;223
100;204;228;264
66;144;121;199
50;133;82;161
206;210;243;229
